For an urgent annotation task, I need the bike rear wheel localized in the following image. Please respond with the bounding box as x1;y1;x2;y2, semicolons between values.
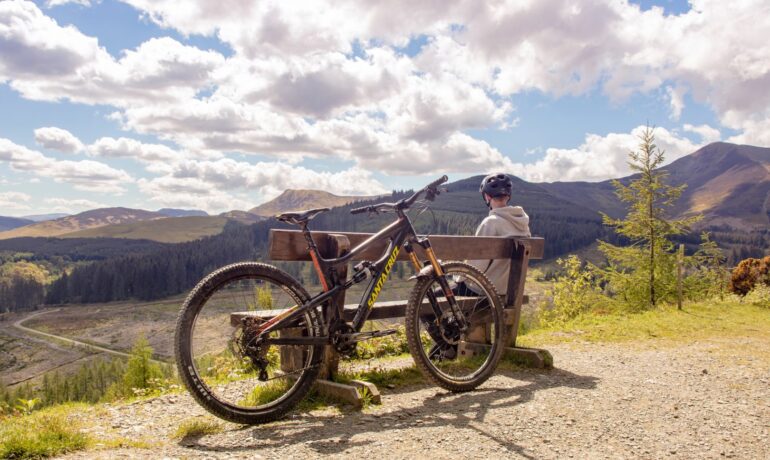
174;262;324;424
404;261;506;392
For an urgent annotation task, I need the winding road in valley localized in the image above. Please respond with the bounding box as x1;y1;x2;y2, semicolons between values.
12;308;167;364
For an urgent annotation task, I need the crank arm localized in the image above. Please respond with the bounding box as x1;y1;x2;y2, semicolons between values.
338;328;398;343
263;336;330;346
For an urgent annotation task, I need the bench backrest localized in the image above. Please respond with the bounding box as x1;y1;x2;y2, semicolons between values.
268;230;544;262
268;229;542;310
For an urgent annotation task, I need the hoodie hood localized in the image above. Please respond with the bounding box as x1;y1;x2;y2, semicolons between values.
490;206;530;235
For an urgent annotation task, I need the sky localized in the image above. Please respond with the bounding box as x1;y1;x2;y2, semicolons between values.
1;0;769;216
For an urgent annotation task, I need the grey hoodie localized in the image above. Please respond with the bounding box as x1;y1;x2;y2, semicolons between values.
467;206;531;294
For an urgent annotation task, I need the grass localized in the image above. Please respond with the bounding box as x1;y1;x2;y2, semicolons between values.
0;404;91;459
240;379;294;407
518;298;770;348
173;418;224;440
336;361;424;388
356;386;376;409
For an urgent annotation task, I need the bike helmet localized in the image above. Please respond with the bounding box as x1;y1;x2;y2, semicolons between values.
479;172;512;207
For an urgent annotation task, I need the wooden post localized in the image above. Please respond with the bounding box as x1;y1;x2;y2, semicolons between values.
319;234;349;380
506;240;530;347
677;243;684;310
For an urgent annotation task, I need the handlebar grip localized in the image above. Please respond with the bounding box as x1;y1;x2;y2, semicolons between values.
350;205;371;215
426;175;448;190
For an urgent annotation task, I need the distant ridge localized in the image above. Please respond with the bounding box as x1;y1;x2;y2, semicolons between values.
21;213;70;222
0;207;165;239
249;189;384;217
0;216;34;232
219;210;265;224
157;208;208;218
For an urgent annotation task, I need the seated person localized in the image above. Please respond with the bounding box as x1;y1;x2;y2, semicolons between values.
462;172;531;295
427;173;531;359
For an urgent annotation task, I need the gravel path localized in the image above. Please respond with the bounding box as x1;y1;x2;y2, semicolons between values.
61;337;769;459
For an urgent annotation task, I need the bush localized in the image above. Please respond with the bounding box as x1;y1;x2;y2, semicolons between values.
744;284;770;308
730;256;770;296
540;255;605;325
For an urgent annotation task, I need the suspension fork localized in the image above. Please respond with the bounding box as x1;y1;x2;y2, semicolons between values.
406;239;469;330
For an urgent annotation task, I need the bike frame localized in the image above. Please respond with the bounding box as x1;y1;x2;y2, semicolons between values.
259;210;458;347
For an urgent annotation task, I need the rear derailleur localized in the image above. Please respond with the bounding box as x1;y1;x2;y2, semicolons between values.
238;317;271;381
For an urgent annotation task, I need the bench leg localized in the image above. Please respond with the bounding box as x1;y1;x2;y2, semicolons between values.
319;345;339;380
457;322;488;358
279;327;304;373
278;328;339;379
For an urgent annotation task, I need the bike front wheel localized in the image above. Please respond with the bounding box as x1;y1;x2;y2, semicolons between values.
404;261;506;392
174;262;324;424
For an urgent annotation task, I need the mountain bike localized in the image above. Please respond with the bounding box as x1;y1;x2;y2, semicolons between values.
174;176;506;424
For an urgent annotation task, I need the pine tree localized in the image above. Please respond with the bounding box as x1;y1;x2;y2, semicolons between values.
121;335;163;393
694;232;728;299
598;127;700;309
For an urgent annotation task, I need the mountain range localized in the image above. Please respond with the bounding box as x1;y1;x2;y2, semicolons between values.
542;142;770;229
0;142;767;252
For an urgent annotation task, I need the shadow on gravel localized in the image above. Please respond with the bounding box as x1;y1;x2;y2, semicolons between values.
180;366;598;457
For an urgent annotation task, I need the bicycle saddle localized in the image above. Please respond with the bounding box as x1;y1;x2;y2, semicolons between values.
275;207;330;225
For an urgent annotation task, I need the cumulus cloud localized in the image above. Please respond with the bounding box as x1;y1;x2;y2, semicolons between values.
0;137;132;193
1;3;224;105
44;197;107;212
34;126;84;153
510;126;703;183
0;191;32;211
666;86;686;121
726;116;770;146
87;136;193;174
683;123;720;144
137;160;388;213
46;0;93;7
0;0;104;80
109;0;770;156
2;0;769;204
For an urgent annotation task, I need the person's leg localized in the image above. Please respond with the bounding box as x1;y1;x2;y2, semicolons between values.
453;281;476;297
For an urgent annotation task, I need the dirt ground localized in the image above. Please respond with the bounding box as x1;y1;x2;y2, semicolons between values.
59;336;769;459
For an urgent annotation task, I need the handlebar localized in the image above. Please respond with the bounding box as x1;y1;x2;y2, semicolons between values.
426;175;449;191
350;175;448;216
350;205;372;215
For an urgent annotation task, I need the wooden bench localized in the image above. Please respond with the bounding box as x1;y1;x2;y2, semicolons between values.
233;229;551;405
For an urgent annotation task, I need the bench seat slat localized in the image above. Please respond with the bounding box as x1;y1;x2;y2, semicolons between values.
229;295;528;326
